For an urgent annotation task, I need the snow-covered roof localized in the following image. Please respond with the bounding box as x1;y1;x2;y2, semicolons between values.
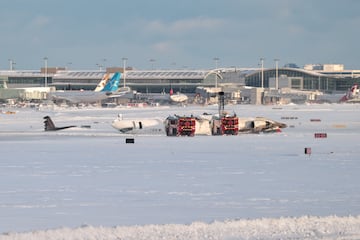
125;70;209;79
54;70;106;79
239;67;325;77
0;70;43;77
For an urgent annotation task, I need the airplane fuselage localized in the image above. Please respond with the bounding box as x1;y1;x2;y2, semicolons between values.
134;92;188;104
48;91;112;104
111;118;165;135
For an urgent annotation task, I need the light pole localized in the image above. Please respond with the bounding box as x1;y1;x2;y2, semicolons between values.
102;58;107;69
122;57;128;88
8;59;14;71
213;57;219;88
149;59;156;70
260;57;264;88
96;63;103;71
274;58;279;90
44;57;48;87
67;62;72;70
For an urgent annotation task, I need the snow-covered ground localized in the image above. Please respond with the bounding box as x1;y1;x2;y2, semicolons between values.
0;103;360;239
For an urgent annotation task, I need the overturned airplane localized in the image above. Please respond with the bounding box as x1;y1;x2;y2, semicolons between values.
112;92;286;136
111;113;287;136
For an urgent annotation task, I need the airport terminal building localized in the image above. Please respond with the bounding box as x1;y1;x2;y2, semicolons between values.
0;63;359;102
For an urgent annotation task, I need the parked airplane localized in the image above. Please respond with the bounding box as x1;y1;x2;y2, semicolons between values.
339;84;360;103
169;92;188;103
134;88;188;104
44;116;76;131
48;72;125;104
94;73;110;92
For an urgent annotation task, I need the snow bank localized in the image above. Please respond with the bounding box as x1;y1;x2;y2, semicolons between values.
2;215;360;240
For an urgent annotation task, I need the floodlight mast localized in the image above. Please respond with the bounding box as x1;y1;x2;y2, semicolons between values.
275;58;279;90
44;57;48;87
218;91;225;117
260;57;264;88
213;57;219;88
122;57;128;88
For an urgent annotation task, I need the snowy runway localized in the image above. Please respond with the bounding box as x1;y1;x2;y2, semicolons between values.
0;104;360;239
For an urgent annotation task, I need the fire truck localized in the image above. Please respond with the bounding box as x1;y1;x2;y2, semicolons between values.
221;115;239;135
211;91;239;135
211;114;239;135
165;115;196;136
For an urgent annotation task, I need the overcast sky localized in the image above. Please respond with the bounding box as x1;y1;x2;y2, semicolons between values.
1;0;359;70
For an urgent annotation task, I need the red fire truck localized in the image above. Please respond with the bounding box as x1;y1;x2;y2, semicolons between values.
165;116;196;136
211;115;239;135
220;116;239;135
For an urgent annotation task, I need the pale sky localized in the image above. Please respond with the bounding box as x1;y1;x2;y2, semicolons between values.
1;0;359;70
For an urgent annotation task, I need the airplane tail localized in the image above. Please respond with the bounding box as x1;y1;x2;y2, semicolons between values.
94;73;110;92
340;84;358;102
44;116;56;131
44;116;76;131
101;72;121;92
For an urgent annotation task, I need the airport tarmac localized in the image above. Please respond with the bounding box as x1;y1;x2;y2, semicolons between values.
0;103;360;239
